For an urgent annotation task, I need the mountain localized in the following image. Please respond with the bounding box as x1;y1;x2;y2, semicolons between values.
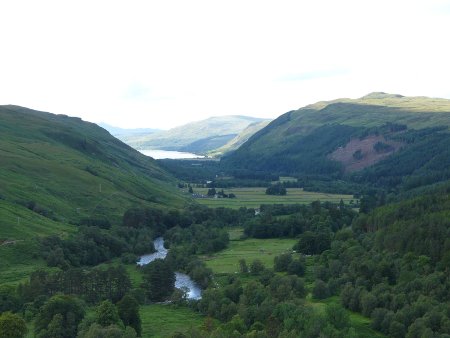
0;105;184;243
207;120;271;157
98;123;161;138
121;115;271;154
223;93;450;191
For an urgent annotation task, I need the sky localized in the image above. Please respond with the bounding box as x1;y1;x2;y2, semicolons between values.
1;0;450;130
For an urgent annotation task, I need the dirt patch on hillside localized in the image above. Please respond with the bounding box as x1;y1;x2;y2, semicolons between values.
329;135;404;173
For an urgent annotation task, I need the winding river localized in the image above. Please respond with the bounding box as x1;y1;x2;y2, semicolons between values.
137;237;202;300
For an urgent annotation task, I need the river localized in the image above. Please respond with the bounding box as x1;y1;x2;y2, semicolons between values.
137;237;202;300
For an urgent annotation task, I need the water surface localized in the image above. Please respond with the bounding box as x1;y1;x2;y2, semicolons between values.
139;149;204;159
138;237;202;300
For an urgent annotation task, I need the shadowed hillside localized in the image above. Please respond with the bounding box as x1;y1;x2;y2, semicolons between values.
223;93;450;191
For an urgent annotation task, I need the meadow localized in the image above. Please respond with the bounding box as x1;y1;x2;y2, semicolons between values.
202;229;298;274
193;187;354;209
140;304;204;338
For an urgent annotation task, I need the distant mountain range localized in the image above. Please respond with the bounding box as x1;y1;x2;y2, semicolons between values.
117;115;272;155
99;122;161;138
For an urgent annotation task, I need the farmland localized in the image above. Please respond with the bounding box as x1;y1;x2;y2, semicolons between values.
193;187;355;208
202;235;298;274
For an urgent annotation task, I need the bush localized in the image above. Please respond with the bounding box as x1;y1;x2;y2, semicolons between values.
312;279;329;299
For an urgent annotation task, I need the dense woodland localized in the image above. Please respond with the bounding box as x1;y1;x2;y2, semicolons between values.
1;191;449;337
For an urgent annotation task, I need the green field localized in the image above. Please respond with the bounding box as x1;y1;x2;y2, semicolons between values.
140;304;204;338
202;236;298;274
193;187;354;208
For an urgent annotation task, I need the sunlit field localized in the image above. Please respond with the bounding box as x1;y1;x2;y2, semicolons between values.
193;187;355;209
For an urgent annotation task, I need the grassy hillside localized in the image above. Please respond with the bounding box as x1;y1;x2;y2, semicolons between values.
223;93;450;191
121;115;270;153
0;105;185;281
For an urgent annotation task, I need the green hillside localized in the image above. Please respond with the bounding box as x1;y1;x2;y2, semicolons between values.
223;93;450;191
0;105;187;285
121;115;270;153
0;105;184;242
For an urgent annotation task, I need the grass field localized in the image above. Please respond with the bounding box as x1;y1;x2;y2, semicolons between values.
140;304;204;338
193;187;354;209
202;236;298;274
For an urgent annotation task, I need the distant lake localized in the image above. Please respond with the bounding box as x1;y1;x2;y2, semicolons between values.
139;149;204;159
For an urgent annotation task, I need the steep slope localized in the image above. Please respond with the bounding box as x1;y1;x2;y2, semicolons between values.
223;93;450;189
122;115;270;153
0;105;184;242
208;120;271;157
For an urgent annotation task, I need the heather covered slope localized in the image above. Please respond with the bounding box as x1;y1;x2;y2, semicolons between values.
0;105;184;241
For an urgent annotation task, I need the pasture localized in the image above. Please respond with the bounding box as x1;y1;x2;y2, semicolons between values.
202;236;298;274
193;187;354;208
140;304;204;338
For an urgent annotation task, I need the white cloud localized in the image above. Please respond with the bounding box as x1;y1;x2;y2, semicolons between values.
0;0;449;129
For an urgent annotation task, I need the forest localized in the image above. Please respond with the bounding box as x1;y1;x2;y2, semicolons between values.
1;188;449;337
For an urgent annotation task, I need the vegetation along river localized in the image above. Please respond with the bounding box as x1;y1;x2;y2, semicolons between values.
137;237;202;300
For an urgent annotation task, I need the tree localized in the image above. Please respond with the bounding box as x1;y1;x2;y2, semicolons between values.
42;314;64;338
274;253;292;272
117;295;142;336
142;259;175;302
265;183;287;196
79;323;136;338
0;285;21;313
250;259;265;275
287;259;305;276
0;312;27;338
389;321;406;338
325;303;350;330
312;279;329;299
361;292;377;317
294;231;331;255
35;295;85;338
95;300;122;327
239;259;248;273
207;188;216;196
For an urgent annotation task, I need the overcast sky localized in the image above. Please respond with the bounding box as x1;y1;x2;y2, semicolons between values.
1;0;450;129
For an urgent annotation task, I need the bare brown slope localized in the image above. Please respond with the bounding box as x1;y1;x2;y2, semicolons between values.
329;135;404;173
